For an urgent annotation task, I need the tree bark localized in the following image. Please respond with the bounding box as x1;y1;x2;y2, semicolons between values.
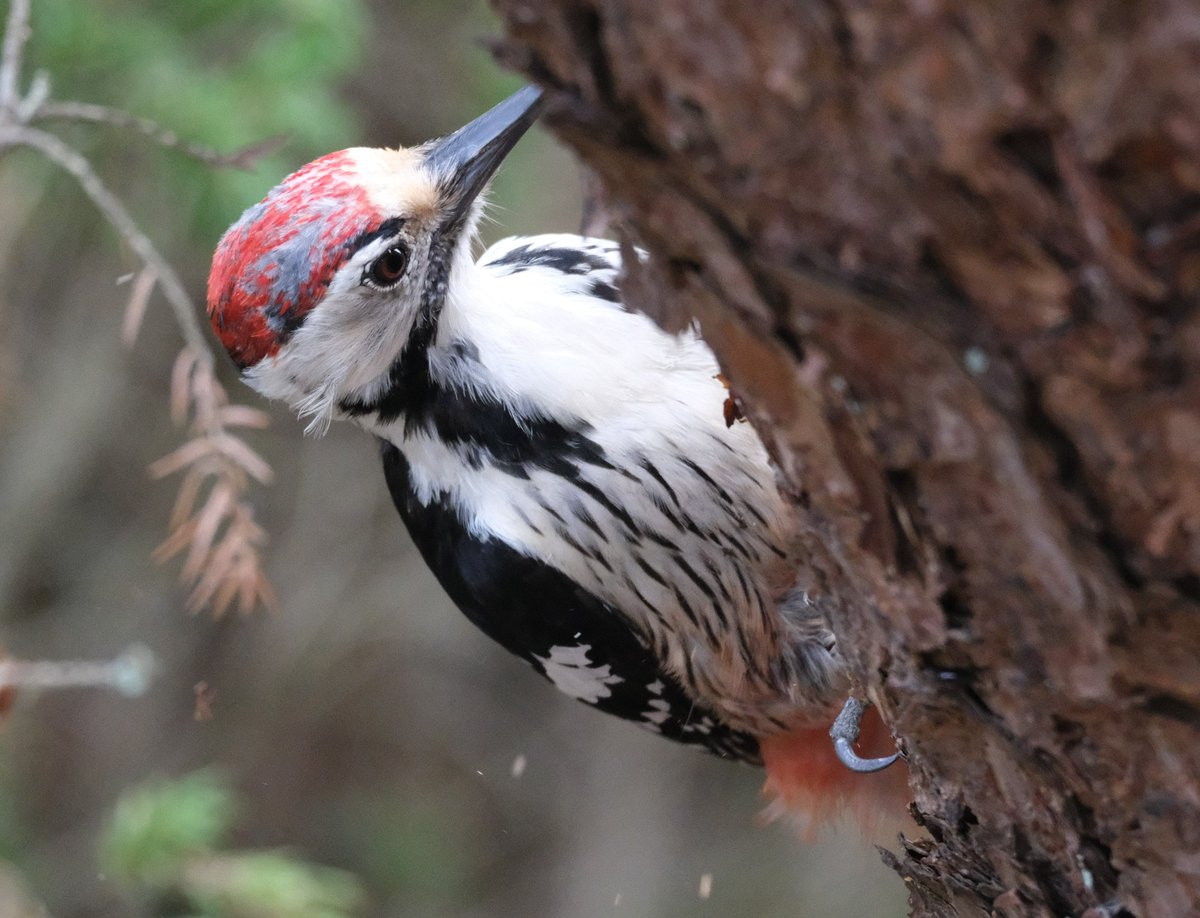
490;2;1200;915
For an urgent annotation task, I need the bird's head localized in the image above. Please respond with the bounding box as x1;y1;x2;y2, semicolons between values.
207;86;542;430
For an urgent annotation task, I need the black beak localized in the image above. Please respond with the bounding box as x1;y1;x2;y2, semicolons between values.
423;85;544;234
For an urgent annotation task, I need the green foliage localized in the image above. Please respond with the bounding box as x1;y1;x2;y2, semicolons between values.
183;851;364;918
23;0;367;235
101;770;234;888
100;771;365;917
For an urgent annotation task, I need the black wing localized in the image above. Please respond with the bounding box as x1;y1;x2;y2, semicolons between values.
381;441;760;763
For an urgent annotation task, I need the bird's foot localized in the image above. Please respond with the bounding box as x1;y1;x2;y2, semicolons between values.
829;696;900;773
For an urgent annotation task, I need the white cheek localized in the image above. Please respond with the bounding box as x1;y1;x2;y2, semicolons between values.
242;235;433;423
241;359;287;402
243;285;419;423
309;287;417;391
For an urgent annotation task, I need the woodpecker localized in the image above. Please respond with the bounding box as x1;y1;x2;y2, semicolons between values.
208;87;900;819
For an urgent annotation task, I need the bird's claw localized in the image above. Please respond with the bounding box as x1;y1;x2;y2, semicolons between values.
830;695;900;773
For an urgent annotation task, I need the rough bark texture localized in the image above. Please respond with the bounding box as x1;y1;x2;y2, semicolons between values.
491;2;1200;916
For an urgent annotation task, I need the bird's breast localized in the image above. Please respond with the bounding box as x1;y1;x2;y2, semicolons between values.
381;410;839;736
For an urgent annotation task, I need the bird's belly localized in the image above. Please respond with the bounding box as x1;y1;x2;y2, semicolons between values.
391;427;845;736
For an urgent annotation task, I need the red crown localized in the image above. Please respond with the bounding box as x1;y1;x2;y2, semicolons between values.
208;151;380;369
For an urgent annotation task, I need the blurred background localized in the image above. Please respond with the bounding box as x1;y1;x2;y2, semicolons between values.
0;1;906;915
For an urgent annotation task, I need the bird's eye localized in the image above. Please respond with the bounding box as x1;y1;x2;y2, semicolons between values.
364;245;409;288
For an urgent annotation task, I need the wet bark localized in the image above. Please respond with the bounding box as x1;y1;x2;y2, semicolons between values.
491;2;1200;915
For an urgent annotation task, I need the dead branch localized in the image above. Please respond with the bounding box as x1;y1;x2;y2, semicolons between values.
0;0;30;117
34;101;286;171
0;0;277;616
0;644;157;697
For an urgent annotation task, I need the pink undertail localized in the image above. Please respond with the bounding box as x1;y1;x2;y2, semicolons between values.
758;706;910;837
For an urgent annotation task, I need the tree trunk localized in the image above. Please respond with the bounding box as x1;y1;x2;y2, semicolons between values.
490;2;1200;915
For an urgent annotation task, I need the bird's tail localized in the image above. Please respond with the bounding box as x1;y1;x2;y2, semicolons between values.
758;705;909;837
